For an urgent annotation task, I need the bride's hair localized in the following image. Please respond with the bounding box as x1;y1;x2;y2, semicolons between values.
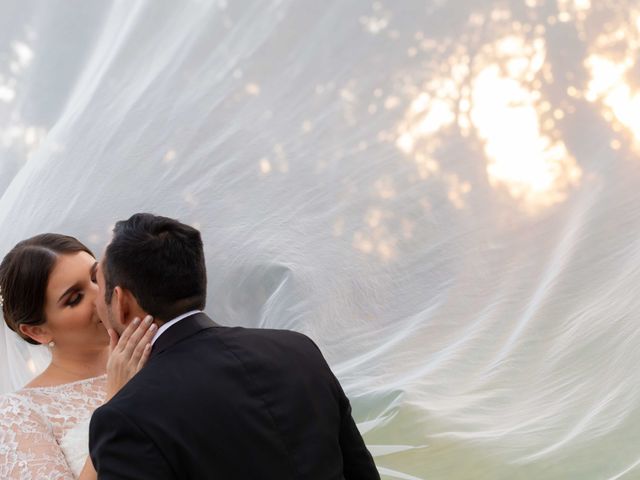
0;234;94;344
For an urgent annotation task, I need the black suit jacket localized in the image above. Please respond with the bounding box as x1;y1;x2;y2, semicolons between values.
89;313;379;479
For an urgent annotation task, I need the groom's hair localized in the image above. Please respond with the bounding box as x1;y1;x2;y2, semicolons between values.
103;213;207;322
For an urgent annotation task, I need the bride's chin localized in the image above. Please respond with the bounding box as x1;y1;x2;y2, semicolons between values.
96;325;110;342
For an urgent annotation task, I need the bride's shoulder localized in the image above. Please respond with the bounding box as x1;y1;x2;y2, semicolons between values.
0;391;43;425
1;374;107;418
23;372;107;391
22;372;54;389
0;390;32;406
0;380;57;419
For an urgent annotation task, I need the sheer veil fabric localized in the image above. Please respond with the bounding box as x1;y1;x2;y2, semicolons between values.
1;1;640;478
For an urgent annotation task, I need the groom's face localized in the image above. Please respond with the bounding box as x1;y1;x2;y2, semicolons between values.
94;259;123;335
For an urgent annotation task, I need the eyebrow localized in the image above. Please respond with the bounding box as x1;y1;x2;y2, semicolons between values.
57;262;98;303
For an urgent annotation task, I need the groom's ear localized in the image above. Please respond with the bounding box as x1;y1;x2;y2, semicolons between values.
113;286;145;326
113;286;129;326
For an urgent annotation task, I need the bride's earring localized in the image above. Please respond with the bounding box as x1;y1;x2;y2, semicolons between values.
48;341;55;348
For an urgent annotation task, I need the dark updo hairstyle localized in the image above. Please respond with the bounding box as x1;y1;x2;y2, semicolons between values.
0;234;94;345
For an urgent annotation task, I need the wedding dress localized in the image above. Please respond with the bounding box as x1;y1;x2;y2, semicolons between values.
0;375;106;479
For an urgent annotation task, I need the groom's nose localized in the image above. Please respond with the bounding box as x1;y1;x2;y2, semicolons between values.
87;278;98;299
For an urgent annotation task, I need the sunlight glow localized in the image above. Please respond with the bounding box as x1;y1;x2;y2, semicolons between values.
470;36;581;213
585;13;640;151
394;29;581;214
26;358;37;374
163;149;177;164
12;41;33;68
0;83;15;102
245;83;261;95
259;157;272;174
0;124;46;151
360;2;390;35
395;94;455;155
446;174;472;210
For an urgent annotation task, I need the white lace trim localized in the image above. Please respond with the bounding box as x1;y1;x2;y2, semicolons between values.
0;375;106;479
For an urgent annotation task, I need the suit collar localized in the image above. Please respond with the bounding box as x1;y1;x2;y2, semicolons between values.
150;312;218;358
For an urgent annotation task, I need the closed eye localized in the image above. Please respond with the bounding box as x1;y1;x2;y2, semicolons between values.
66;292;84;307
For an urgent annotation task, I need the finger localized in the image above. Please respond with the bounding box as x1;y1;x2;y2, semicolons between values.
136;343;152;371
116;317;141;351
122;315;153;357
108;329;118;355
129;322;156;365
142;321;157;343
138;321;157;353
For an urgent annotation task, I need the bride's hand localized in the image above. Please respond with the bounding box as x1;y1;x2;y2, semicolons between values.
105;315;157;400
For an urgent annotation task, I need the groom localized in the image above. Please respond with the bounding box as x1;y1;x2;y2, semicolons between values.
90;213;379;479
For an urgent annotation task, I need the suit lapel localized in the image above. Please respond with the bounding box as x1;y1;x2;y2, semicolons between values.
150;312;219;358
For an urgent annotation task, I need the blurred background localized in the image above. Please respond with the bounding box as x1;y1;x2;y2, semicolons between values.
1;1;640;478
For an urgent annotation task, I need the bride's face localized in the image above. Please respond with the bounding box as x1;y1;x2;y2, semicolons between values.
42;252;109;349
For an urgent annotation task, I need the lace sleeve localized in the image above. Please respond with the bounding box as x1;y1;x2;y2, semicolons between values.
0;394;75;480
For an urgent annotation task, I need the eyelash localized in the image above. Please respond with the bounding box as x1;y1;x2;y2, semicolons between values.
65;269;97;307
67;293;84;307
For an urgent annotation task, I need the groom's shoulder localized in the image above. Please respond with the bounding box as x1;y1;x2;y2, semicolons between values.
221;327;330;370
224;326;320;350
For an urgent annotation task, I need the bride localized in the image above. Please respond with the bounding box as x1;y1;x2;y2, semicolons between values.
0;234;156;479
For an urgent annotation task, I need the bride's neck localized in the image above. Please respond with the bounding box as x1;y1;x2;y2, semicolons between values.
47;346;108;383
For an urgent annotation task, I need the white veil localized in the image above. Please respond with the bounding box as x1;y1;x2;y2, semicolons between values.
2;1;640;478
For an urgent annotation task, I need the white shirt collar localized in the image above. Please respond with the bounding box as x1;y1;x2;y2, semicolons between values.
151;310;202;345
